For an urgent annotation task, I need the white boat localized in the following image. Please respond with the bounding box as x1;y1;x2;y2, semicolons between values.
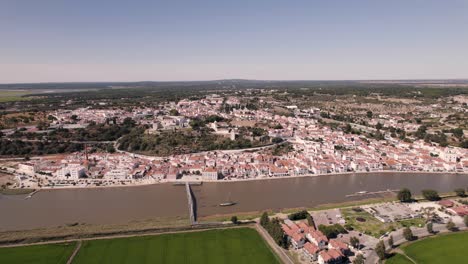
219;202;236;207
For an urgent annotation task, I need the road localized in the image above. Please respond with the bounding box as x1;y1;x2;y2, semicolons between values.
3;137;116;144
66;240;82;264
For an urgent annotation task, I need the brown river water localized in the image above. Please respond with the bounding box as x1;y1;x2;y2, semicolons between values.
1;172;467;231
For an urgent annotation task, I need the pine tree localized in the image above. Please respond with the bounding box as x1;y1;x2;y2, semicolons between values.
260;212;269;227
388;235;394;248
375;240;386;260
403;227;414;241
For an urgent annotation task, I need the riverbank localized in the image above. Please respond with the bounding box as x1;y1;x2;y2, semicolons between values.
0;188;35;195
0;194;395;246
7;170;468;191
0;216;192;245
198;195;397;222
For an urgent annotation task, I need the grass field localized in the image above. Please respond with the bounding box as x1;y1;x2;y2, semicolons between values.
0;242;76;264
73;228;280;264
385;254;413;264
0;91;31;102
386;232;468;264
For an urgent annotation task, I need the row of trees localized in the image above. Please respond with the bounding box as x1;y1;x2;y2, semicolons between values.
398;187;467;202
260;212;288;249
377;215;468;261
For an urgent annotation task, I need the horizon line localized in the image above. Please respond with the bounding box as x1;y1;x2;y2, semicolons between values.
2;78;468;86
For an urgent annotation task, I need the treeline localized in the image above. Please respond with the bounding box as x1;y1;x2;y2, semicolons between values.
260;212;288;248
286;85;468;99
6;118;136;142
0;139;83;156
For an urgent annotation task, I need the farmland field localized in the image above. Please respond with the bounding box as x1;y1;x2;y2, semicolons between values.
385;232;468;264
0;91;31;102
0;242;76;264
385;253;413;264
73;228;280;264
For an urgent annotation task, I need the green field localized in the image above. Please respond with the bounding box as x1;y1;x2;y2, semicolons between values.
0;242;76;264
0;91;31;102
385;254;413;264
386;232;468;264
73;228;280;264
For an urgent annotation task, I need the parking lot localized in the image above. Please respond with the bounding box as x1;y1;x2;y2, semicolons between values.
362;202;420;223
310;208;345;226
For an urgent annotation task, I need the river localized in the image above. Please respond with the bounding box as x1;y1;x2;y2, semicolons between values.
1;172;467;231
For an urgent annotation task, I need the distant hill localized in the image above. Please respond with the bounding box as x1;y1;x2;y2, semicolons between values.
1;79;467;91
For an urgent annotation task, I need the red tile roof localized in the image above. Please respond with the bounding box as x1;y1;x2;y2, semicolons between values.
303;242;320;255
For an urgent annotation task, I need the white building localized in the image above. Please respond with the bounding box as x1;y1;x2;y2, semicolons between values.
202;168;218;180
56;164;86;180
105;169;130;180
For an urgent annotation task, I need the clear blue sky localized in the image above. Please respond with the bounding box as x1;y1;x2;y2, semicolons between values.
1;0;467;83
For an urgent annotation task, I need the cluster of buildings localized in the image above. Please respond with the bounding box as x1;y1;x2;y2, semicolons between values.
10;94;467;188
282;219;351;264
17;153;165;187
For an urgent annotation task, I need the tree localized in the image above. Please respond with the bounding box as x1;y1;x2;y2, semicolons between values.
454;188;466;197
267;217;289;249
344;123;352;133
446;221;457;231
306;214;315;227
106;145;116;153
169;109;179;116
231;216;238;224
353;254;365;264
350;236;360;249
415;125;427;139
451;128;464;138
271;137;283;144
397;188;412;202
376;122;383;130
421;207;436;222
260;212;270;227
464;215;468;227
422;189;440;201
318;224;347;239
288;210;309;220
460;140;468;149
427;222;434;234
403;227;414;241
388;235;394;248
375;240;386;260
366;111;373;118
